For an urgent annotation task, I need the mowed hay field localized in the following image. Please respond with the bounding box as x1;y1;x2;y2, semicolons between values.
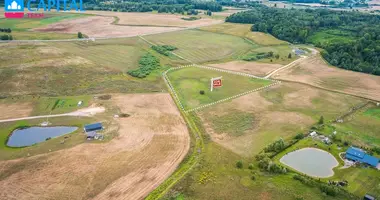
0;39;164;96
0;93;190;200
275;54;380;101
197;82;366;157
34;16;183;38
208;61;283;77
199;23;288;46
166;66;272;110
144;29;255;63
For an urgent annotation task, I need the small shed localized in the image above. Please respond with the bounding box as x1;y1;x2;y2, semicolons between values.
84;123;103;133
309;131;317;137
364;194;376;200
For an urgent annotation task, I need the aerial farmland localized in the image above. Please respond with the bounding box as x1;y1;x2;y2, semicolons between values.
0;1;380;200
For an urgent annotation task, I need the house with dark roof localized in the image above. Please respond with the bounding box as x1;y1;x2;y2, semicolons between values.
84;123;103;133
345;147;379;168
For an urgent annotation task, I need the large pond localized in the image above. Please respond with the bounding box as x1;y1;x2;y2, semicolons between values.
280;148;339;178
7;126;78;147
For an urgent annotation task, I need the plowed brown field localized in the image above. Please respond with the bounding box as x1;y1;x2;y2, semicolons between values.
0;93;190;200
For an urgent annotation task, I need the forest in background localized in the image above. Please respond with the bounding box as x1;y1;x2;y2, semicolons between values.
226;7;380;75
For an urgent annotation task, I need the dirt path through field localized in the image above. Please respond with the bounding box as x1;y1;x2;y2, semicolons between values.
0;93;190;200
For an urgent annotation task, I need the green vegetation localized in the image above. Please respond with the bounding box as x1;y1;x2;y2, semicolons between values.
127;52;160;78
166;66;272;110
273;137;380;198
85;0;222;13
152;45;178;56
210;110;254;137
181;16;200;21
227;7;380;75
241;51;274;61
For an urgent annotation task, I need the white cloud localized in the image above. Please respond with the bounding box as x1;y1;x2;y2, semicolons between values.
8;5;11;9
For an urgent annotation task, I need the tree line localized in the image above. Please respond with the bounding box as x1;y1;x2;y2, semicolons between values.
0;28;12;33
85;0;222;14
226;7;380;75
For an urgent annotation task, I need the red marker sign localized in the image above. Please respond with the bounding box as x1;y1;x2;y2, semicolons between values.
213;79;222;87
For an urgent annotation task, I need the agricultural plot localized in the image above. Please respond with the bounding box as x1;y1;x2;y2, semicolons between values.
200;23;288;46
197;82;366;157
166;66;272;111
144;29;255;63
0;13;86;40
208;61;283;77
275;54;380;101
328;104;380;148
0;40;164;97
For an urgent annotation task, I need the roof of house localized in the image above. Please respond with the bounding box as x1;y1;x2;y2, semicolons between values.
346;147;365;159
84;123;103;131
346;147;379;167
364;194;375;200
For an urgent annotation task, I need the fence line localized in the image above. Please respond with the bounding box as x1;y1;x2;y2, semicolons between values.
162;64;281;113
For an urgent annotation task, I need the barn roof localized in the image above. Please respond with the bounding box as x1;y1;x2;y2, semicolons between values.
84;123;103;132
346;147;379;167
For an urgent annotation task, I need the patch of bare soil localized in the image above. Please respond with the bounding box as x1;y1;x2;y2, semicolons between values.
33;16;183;38
0;103;33;120
275;55;380;101
208;61;283;77
0;93;190;200
83;11;223;27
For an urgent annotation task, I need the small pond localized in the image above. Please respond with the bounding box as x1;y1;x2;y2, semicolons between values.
280;148;338;178
7;126;78;147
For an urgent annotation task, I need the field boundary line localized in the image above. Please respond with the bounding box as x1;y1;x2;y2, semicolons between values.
163;64;280;113
265;56;307;79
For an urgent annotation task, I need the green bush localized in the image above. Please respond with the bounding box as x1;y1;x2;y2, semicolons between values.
294;133;305;140
127;53;160;78
236;160;243;169
248;163;254;170
151;45;177;56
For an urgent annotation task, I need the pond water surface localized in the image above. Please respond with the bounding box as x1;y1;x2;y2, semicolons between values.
7;126;78;147
280;147;339;178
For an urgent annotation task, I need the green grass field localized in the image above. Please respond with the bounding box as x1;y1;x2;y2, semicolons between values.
163;141;343;200
199;23;288;46
166;66;272;110
145;29;255;63
0;39;165;97
0;13;88;40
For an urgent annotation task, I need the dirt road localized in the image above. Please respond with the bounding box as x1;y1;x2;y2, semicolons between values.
0;93;190;200
0;106;105;123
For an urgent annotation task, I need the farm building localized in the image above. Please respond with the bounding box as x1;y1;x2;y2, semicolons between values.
84;123;103;133
345;147;379;168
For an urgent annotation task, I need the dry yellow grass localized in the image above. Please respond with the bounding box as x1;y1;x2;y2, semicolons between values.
0;103;33;120
275;54;380;101
208;61;283;77
0;93;190;200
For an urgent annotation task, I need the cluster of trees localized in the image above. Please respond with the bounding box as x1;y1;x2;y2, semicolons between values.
0;35;13;40
242;51;275;61
0;28;11;33
226;7;380;75
127;53;160;78
255;154;287;174
85;0;222;14
151;45;177;56
264;138;287;154
293;175;357;198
